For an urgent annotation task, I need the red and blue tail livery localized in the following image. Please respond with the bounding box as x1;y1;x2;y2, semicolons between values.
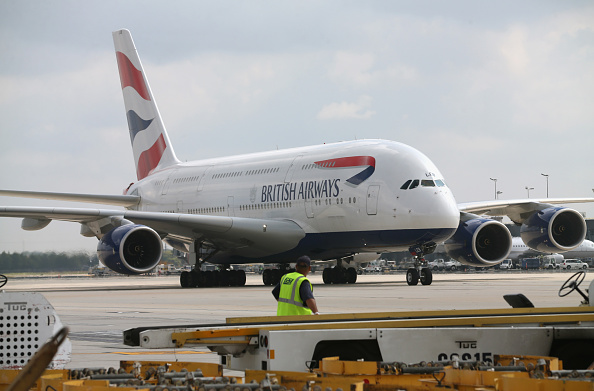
113;29;179;180
115;51;151;101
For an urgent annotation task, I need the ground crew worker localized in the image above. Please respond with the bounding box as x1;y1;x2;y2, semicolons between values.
272;256;319;316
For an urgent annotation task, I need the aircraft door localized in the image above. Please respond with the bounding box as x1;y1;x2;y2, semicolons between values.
366;185;380;215
197;166;214;191
227;196;235;216
161;169;177;196
284;155;303;183
305;198;314;218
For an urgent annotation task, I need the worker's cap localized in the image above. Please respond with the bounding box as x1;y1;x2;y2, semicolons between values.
296;255;311;267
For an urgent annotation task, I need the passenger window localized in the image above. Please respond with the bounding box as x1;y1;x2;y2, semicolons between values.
409;180;420;189
400;180;412;190
421;180;435;187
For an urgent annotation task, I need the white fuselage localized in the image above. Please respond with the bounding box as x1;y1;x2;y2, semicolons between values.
126;139;460;264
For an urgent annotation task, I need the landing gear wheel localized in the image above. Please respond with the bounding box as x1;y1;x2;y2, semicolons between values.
331;266;347;284
236;270;246;286
420;268;433;285
180;271;191;288
559;271;586;297
322;268;332;284
346;267;357;284
406;268;419;286
272;269;283;285
262;269;273;286
219;270;230;287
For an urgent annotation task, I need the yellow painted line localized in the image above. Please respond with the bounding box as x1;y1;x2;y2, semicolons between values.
227;306;594;324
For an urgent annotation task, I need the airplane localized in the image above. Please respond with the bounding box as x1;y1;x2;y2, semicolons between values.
1;29;593;288
509;236;594;262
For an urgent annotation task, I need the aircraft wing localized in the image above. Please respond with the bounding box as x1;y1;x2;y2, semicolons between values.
0;206;306;258
0;190;140;207
458;198;594;224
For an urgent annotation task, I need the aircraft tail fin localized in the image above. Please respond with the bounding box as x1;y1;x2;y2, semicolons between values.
112;29;180;180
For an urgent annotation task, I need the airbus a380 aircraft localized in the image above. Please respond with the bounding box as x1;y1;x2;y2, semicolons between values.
1;29;592;288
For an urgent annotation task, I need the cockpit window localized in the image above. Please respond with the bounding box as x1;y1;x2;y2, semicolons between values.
401;178;446;190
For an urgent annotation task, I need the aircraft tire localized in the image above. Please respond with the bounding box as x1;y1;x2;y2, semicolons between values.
262;269;272;285
406;268;419;286
346;267;357;284
271;269;282;285
420;268;432;285
219;271;230;287
180;271;191;288
237;270;246;286
331;266;346;284
322;268;331;284
203;271;214;287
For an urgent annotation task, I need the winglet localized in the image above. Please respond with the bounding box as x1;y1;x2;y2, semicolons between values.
113;29;180;180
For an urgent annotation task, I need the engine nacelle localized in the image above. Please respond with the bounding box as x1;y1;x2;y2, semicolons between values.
445;217;512;267
97;224;162;274
520;207;586;253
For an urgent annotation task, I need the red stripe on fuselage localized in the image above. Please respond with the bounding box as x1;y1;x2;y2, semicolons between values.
315;156;375;168
137;134;166;180
116;52;151;101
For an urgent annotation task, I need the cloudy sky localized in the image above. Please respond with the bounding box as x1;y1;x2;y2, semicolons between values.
1;1;593;253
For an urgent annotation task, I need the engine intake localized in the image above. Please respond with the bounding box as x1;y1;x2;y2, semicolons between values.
97;224;162;274
520;207;586;253
445;217;512;267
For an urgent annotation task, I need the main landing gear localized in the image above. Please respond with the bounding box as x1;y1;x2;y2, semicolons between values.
262;264;295;286
406;244;435;286
179;243;247;288
322;266;358;284
180;268;247;288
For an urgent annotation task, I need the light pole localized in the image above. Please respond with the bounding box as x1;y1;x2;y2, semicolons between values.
541;173;549;198
525;186;534;198
490;178;498;199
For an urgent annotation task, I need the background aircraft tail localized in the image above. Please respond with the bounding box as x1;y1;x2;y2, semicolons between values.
113;29;180;180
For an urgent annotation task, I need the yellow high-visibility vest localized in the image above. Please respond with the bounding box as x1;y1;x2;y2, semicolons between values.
277;272;313;316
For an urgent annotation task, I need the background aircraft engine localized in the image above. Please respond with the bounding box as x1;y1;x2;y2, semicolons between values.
97;224;162;274
445;218;512;267
520;207;586;253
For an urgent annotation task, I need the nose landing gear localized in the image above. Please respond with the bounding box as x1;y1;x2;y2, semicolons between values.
406;244;435;286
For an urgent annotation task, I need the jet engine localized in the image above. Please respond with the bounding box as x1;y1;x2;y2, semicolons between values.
520;207;586;253
445;217;512;267
97;224;162;274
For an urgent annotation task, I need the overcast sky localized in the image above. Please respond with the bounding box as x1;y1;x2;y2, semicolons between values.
1;1;593;253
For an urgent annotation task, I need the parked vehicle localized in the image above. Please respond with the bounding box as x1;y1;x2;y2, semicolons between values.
542;259;560;269
520;258;540;270
560;259;588;269
498;259;514;270
428;259;457;271
364;265;382;273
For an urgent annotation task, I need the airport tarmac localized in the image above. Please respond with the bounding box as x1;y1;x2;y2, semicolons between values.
2;271;590;370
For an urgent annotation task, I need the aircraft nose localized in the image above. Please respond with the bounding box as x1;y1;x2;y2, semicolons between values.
404;187;459;233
